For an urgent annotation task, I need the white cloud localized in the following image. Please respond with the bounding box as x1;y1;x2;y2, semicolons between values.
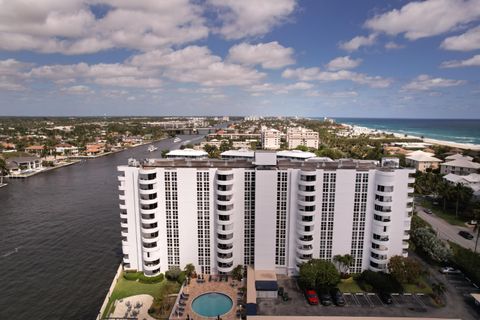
0;59;33;91
0;76;26;91
441;26;480;51
326;56;362;71
208;0;297;39
365;0;480;40
384;41;405;50
440;54;480;68
284;82;313;90
28;62;162;88
339;34;376;51
61;85;93;94
0;0;208;54
165;61;265;87
227;42;295;69
130;45;265;87
282;67;392;88
130;46;220;69
402;74;466;91
307;90;358;98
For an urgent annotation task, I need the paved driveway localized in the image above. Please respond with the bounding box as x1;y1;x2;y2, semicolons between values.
416;205;477;251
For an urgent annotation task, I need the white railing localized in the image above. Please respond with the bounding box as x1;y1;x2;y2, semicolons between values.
96;263;123;320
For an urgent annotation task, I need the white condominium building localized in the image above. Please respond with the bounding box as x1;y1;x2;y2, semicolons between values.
261;127;281;150
286;127;319;149
118;153;414;277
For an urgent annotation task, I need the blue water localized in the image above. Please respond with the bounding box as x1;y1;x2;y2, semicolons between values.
191;292;233;317
329;118;480;145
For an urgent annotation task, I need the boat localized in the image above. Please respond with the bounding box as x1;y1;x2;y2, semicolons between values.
147;145;158;152
173;137;182;143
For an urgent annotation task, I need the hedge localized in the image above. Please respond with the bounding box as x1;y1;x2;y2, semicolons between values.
139;273;164;284
449;242;480;286
356;270;403;293
123;271;142;281
177;271;186;285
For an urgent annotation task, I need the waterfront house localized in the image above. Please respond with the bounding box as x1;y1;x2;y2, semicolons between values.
25;145;45;156
55;143;79;155
85;143;105;156
6;156;43;175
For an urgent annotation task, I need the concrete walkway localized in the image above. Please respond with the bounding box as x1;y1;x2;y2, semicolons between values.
416;205;478;252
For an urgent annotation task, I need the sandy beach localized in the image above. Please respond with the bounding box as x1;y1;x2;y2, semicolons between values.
341;123;480;151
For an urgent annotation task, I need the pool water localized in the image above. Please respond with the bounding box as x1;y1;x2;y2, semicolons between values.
191;292;233;317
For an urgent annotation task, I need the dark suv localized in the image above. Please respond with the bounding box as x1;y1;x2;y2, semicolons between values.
318;288;332;306
458;230;474;240
330;287;345;306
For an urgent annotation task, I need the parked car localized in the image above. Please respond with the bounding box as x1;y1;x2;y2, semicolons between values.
424;209;433;214
304;289;319;305
458;230;474;240
440;267;462;274
319;288;332;306
330;287;345;306
378;292;393;304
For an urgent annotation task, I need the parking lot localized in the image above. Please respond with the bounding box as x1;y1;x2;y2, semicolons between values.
256;277;445;318
443;273;480;297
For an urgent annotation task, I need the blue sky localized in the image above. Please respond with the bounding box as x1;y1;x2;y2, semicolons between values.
0;0;479;118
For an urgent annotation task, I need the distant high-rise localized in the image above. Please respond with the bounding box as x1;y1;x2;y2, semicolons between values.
118;152;414;276
261;127;281;150
286;127;319;149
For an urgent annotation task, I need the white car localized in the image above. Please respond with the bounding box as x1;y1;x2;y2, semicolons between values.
440;267;461;274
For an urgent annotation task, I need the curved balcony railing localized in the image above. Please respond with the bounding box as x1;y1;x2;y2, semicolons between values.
217;263;234;273
297;217;314;227
296;245;314;255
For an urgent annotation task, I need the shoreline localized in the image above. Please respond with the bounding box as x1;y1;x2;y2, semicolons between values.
3;137;171;181
341;123;480;151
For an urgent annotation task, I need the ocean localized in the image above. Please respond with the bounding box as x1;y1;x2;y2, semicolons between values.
329;118;480;146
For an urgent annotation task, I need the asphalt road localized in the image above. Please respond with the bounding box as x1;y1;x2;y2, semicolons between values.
416;205;479;252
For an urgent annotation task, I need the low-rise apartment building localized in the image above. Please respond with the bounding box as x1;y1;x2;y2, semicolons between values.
286;127;319;149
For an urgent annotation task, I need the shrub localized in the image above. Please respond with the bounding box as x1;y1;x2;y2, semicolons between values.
165;267;181;281
123;271;141;281
411;227;451;262
177;271;186;285
298;259;340;290
358;270;403;293
450;242;480;286
139;273;164;284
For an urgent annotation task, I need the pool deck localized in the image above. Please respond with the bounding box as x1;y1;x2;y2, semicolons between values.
174;276;244;320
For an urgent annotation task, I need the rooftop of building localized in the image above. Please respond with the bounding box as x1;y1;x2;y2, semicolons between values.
441;158;480;169
166;148;208;158
445;153;474;161
405;150;442;162
139;156;404;172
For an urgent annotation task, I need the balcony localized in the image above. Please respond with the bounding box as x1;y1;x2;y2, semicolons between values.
297;227;314;236
217;244;233;254
297;217;314;227
297;236;314;246
118;175;125;182
296;245;314;255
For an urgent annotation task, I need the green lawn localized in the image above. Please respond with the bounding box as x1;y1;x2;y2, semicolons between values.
337;277;363;293
419;200;467;226
102;274;180;319
403;277;433;295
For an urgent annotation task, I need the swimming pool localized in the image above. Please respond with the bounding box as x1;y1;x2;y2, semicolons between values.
191;292;233;317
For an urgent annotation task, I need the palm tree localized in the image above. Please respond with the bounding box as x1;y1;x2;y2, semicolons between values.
452;183;473;218
432;282;446;297
0;157;7;184
473;209;480;253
